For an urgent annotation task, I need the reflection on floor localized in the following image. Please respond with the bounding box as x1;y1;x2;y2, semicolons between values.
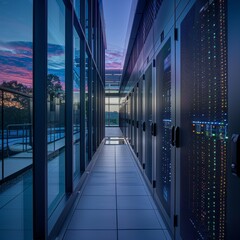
0;152;32;178
60;131;171;240
0;127;172;239
0;170;33;240
105;127;123;137
0;132;80;180
0;152;66;240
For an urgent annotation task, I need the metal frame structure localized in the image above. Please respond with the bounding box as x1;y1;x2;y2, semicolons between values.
0;0;106;239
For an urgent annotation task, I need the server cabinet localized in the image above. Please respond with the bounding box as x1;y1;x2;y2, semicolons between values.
126;97;130;140
131;89;135;149
134;85;138;155
129;93;133;144
123;101;127;137
124;101;127;137
145;64;153;183
138;77;144;164
176;0;228;239
227;0;240;239
156;32;176;235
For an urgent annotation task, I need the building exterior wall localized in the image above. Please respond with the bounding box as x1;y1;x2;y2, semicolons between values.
0;0;105;239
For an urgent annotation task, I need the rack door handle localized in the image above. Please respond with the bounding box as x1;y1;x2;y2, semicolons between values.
231;134;240;177
175;126;180;148
171;126;175;146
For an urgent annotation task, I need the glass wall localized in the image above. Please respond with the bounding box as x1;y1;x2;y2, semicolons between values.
105;96;120;126
73;28;81;187
85;52;89;165
85;0;89;42
74;0;80;20
0;91;2;180
47;0;66;217
0;0;33;180
0;0;33;238
0;0;106;238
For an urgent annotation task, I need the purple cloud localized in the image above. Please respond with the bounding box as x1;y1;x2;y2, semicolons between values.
0;41;33;87
0;41;66;88
105;49;124;70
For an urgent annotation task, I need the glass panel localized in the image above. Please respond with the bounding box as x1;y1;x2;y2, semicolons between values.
0;0;33;238
92;68;97;153
156;38;172;216
90;62;93;158
180;1;227;239
85;52;89;165
91;1;95;59
109;97;119;104
109;105;119;126
47;0;65;217
3;92;32;178
0;91;2;180
105;96;120;127
74;0;80;20
105;97;109;105
85;0;89;41
73;28;81;187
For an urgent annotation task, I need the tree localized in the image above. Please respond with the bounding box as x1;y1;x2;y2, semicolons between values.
47;74;64;99
0;80;32;95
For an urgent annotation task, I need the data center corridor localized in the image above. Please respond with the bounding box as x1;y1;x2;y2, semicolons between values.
57;127;171;240
1;0;240;239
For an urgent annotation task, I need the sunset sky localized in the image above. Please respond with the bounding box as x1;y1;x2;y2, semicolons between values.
102;0;133;70
0;0;133;89
0;0;33;87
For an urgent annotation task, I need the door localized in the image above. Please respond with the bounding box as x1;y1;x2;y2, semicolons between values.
145;64;153;183
176;0;228;239
138;77;144;165
131;89;135;149
227;0;240;238
156;33;176;234
134;85;138;155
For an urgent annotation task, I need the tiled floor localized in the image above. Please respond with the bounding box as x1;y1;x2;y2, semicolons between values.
105;127;123;137
61;131;171;240
0;127;172;240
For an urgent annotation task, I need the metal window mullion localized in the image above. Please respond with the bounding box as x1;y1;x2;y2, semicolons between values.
88;58;92;159
65;1;73;193
33;0;48;239
1;91;4;180
80;38;86;172
97;79;100;145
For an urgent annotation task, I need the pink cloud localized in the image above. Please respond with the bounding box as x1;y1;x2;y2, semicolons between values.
105;49;124;70
0;64;32;87
0;41;32;87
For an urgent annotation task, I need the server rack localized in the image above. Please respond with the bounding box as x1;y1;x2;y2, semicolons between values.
176;0;228;239
119;0;240;238
145;63;153;183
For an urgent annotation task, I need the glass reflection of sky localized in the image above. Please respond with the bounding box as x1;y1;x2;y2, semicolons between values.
0;0;69;89
48;0;65;85
102;0;132;70
0;0;33;88
73;28;80;90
